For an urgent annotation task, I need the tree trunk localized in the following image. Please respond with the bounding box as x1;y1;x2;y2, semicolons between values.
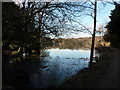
89;1;97;66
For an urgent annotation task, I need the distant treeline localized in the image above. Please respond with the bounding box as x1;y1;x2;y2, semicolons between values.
49;36;102;49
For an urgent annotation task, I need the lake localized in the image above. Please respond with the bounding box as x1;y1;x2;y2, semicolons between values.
3;48;90;88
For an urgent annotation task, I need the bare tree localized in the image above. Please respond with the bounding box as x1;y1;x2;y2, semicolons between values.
13;0;116;62
16;1;90;37
12;1;93;54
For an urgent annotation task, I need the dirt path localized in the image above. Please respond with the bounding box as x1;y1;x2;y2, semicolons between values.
59;50;119;88
94;50;119;88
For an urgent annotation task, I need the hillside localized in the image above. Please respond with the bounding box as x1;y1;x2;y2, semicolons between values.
49;36;103;49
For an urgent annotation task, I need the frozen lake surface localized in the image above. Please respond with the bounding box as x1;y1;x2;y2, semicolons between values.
3;48;91;88
30;48;90;88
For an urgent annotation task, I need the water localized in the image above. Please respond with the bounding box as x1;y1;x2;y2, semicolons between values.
3;48;90;88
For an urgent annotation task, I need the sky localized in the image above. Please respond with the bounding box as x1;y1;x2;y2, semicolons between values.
96;2;115;25
13;0;116;38
60;1;115;38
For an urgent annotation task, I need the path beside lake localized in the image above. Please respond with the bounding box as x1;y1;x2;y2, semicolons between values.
59;49;119;88
92;50;119;88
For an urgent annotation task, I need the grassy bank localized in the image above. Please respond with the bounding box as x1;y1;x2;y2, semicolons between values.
58;46;117;88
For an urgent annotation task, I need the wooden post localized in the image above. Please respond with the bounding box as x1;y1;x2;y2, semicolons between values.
89;1;97;66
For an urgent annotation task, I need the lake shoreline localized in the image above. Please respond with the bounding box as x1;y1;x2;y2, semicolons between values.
46;47;91;50
3;48;90;89
58;46;118;88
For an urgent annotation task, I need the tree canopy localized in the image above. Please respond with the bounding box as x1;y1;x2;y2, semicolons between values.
104;3;120;48
2;1;89;56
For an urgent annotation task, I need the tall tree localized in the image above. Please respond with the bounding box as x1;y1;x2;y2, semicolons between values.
104;3;120;48
2;2;37;55
3;1;89;55
89;0;97;66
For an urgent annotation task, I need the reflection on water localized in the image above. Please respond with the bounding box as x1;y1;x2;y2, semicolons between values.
3;48;90;88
